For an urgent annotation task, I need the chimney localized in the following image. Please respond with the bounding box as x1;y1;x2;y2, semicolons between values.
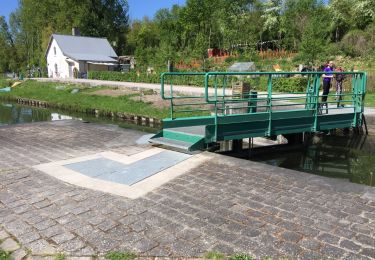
72;27;80;36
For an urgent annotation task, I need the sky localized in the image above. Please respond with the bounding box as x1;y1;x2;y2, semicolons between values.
0;0;185;23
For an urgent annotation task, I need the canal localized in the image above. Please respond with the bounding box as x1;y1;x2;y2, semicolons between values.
251;134;375;187
0;102;157;132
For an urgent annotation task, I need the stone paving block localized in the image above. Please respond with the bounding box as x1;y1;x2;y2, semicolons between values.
17;231;41;244
298;238;322;251
334;227;357;239
169;241;200;257
320;244;347;258
317;232;341;245
33;199;52;209
0;230;9;240
39;225;65;238
73;246;96;257
278;241;303;257
58;238;86;252
0;238;20;252
240;227;261;238
26;239;56;255
3;219;33;236
299;249;325;259
95;219;118;232
11;248;28;260
279;230;303;243
132;238;158;253
361;247;375;258
51;232;76;245
56;214;77;225
33;219;58;231
340;239;362;252
355;234;375;247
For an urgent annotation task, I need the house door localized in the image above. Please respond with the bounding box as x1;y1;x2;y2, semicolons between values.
68;63;74;78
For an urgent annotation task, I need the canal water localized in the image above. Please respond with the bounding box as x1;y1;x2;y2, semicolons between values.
250;134;375;187
0;102;157;132
2;102;374;187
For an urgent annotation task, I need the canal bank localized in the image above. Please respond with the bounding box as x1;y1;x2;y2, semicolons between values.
0;120;375;259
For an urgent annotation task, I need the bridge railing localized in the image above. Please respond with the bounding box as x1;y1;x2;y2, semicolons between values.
203;71;366;138
161;71;366;134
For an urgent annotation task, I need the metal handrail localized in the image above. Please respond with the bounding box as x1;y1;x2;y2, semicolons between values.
160;71;367;137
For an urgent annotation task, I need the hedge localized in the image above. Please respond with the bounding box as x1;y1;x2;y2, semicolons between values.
89;71;310;93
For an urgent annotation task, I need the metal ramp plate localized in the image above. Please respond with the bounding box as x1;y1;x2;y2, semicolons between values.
150;137;195;151
167;125;206;136
64;150;191;185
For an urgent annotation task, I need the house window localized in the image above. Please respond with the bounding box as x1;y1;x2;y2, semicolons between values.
54;64;58;76
54;47;56;56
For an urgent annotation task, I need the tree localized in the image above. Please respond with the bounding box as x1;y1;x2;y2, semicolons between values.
0;16;15;72
299;15;327;63
329;0;352;42
9;0;129;69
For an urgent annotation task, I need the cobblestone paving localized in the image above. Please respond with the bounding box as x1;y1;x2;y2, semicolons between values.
1;121;375;259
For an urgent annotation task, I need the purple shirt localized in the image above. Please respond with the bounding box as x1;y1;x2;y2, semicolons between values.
323;66;333;82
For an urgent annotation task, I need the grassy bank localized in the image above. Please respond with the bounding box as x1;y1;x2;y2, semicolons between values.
0;80;169;119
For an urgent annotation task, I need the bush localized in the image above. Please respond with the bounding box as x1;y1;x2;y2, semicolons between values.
244;76;308;92
272;77;309;92
89;71;205;87
88;71;160;84
88;71;309;93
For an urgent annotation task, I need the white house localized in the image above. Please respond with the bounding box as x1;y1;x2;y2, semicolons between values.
46;29;118;78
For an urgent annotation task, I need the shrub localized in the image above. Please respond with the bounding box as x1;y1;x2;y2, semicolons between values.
272;77;309;92
88;71;309;93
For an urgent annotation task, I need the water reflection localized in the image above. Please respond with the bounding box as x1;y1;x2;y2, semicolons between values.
253;134;375;186
0;102;158;133
0;103;52;125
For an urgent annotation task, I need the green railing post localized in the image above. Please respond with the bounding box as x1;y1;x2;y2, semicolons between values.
267;74;273;136
313;74;321;132
305;75;312;109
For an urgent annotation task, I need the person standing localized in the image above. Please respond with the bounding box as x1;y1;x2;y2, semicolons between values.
322;61;334;107
335;67;345;107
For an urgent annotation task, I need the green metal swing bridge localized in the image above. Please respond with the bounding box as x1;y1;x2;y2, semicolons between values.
150;71;367;152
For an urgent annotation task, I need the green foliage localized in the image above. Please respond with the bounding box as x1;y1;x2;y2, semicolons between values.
2;0;375;72
204;251;226;260
6;0;129;69
88;71;205;86
89;71;160;83
105;252;137;260
245;76;308;92
0;249;10;260
299;15;328;64
55;253;65;260
230;253;253;260
272;77;309;92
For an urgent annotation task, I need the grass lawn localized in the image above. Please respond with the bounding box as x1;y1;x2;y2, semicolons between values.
365;93;375;107
0;80;170;119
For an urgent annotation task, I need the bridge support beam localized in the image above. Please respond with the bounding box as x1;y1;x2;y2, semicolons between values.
284;133;304;145
232;139;243;153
